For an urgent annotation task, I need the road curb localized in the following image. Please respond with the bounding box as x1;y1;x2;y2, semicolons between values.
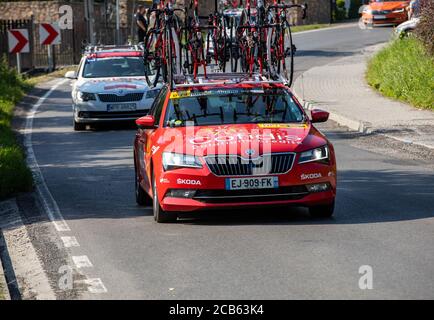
0;242;11;300
296;98;374;134
292;48;434;151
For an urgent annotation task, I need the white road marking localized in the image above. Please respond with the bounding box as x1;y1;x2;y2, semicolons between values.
0;199;56;299
61;236;80;248
83;278;108;294
72;255;93;268
21;79;107;294
23;79;71;232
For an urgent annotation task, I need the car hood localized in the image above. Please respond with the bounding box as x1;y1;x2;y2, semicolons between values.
156;123;328;156
368;1;408;10
76;77;150;94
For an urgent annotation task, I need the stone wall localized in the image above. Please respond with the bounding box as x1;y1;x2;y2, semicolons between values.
0;0;130;25
0;1;62;23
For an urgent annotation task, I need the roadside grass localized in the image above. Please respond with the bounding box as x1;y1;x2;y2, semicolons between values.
0;281;6;300
0;59;33;200
292;23;331;33
25;65;77;86
0;60;76;199
366;38;434;110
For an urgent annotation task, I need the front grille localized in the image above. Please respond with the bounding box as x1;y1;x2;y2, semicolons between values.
205;153;295;176
78;110;149;119
193;186;309;203
98;92;144;102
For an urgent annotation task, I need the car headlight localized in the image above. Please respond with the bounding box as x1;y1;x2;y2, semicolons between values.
162;152;203;171
298;145;329;164
78;92;96;102
393;8;405;13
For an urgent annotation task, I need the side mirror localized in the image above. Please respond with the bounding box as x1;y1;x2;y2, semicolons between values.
311;109;329;123
65;71;77;79
136;115;156;129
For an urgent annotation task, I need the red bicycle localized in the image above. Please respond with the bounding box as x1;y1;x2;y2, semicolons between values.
266;1;307;85
144;0;184;87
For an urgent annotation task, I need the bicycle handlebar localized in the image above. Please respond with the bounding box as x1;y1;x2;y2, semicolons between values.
149;7;186;14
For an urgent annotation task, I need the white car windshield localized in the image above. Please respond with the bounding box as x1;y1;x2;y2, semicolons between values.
82;57;146;78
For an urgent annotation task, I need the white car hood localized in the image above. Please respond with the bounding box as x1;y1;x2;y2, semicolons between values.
76;77;150;94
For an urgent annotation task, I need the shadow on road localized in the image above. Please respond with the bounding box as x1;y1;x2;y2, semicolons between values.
296;50;354;58
13;84;434;229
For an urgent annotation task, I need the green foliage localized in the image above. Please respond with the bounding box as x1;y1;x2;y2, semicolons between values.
348;0;363;19
366;38;434;110
334;0;347;21
0;57;33;199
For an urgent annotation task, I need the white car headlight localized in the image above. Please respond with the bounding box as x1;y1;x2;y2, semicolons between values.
393;8;405;13
78;91;96;102
162;152;203;171
298;145;329;164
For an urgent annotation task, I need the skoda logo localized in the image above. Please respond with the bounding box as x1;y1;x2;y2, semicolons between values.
245;149;256;157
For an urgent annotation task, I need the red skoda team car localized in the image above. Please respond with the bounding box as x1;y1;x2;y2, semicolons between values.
134;74;337;222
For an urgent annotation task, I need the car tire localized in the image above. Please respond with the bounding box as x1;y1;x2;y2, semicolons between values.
152;174;177;223
135;167;152;206
73;120;86;131
309;201;335;218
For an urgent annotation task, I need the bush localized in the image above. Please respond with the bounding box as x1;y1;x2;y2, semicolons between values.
415;0;434;55
0;57;33;199
348;0;363;18
366;38;434;109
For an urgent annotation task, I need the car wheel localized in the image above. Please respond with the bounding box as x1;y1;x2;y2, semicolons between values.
135;167;152;206
309;201;335;218
152;174;177;223
73;120;86;131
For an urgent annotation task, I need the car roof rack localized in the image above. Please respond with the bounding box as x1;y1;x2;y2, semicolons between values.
84;44;143;54
172;72;288;89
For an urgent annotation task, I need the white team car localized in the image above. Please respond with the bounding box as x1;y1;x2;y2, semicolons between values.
395;18;420;38
65;45;161;131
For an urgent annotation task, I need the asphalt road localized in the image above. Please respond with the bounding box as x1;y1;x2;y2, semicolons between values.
28;24;434;299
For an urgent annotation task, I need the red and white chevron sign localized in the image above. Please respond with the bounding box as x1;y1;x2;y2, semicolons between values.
8;29;29;53
39;23;61;45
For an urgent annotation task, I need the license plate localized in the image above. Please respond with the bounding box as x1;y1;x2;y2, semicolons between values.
225;176;279;190
373;15;386;20
107;103;136;112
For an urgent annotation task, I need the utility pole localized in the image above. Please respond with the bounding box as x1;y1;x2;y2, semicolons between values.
84;0;96;44
116;0;120;45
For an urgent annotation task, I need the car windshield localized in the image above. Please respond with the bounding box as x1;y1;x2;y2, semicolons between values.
82;57;145;78
164;87;305;127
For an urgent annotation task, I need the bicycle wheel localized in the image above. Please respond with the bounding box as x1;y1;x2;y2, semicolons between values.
237;9;251;73
216;15;228;72
266;21;294;85
229;16;239;72
144;29;162;87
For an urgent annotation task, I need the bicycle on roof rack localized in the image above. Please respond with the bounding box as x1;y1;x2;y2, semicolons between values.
232;0;307;86
205;0;229;73
143;0;184;88
142;0;307;87
266;1;307;86
181;0;228;79
234;0;270;76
